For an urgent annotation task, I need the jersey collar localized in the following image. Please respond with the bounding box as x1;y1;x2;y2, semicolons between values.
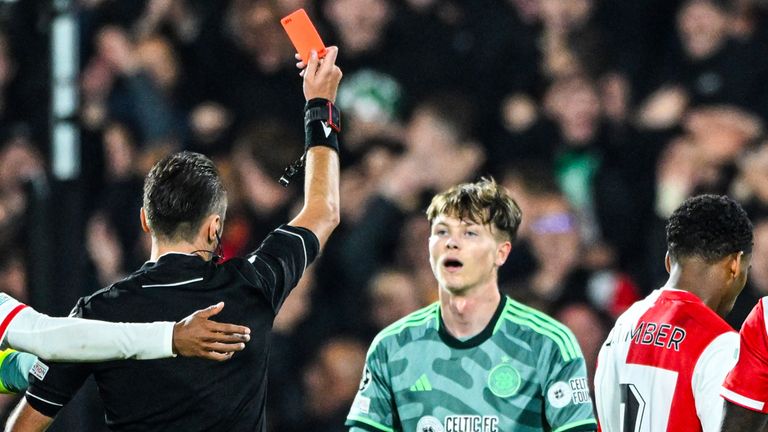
437;295;507;349
143;251;201;265
136;252;212;286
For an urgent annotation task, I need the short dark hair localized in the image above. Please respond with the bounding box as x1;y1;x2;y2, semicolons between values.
143;151;227;242
666;194;753;262
426;178;522;242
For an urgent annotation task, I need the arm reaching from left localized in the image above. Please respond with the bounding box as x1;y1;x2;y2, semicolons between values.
2;295;249;362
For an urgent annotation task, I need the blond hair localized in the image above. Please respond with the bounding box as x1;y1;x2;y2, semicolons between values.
426;178;522;241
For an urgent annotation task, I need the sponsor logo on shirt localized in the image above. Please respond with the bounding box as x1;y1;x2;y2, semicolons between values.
569;377;591;405
30;360;49;381
410;374;433;392
417;416;444;432
547;378;591;408
547;381;572;408
416;415;499;432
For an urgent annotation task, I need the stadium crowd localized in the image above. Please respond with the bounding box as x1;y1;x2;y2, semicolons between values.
1;0;768;429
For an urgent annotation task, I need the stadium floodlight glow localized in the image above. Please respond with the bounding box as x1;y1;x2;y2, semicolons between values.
51;0;79;180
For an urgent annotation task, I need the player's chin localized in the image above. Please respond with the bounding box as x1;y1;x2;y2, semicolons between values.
441;280;470;295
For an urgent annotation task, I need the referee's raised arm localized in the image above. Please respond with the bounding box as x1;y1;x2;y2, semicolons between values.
287;46;342;250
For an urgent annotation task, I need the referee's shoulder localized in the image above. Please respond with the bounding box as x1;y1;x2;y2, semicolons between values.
78;274;141;310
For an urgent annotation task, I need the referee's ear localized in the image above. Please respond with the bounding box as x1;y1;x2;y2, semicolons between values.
140;207;151;233
203;214;222;244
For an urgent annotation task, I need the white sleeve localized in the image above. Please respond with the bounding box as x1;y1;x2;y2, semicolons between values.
595;328;621;432
692;331;740;432
5;307;176;361
0;293;27;346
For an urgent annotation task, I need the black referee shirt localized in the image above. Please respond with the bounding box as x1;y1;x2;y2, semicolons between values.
26;224;319;431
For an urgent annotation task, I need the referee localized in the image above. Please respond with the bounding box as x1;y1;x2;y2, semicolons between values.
8;47;342;431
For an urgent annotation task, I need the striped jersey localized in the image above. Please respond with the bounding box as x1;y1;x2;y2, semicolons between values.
721;296;768;412
346;295;597;432
595;288;738;432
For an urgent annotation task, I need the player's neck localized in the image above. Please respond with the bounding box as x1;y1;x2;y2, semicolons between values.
665;261;728;316
439;283;501;339
150;237;212;261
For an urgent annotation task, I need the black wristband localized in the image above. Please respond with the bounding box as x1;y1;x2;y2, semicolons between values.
304;98;340;152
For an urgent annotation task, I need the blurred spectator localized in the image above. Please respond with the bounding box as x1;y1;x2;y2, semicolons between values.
188;0;303;130
134;0;203;43
638;0;768;128
322;0;393;71
367;268;423;333
229;119;303;249
85;213;125;288
338;136;403;224
504;191;640;317
95;26;180;148
733;140;768;213
0;254;28;304
0;130;44;249
655;105;762;217
335;69;404;150
544;74;643;266
288;337;367;432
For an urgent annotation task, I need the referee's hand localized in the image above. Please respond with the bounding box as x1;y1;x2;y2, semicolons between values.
172;302;251;361
296;46;342;103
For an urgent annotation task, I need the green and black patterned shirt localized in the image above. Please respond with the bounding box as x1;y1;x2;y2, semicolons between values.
346;296;597;432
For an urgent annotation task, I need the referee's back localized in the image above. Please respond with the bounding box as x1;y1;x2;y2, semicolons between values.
25;225;319;432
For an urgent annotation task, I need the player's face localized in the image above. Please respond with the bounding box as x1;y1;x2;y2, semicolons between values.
429;215;509;294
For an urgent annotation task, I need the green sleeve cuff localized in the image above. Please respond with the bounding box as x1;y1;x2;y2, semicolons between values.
0;349;37;393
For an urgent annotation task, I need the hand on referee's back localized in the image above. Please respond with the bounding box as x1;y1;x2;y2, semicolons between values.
172;302;251;361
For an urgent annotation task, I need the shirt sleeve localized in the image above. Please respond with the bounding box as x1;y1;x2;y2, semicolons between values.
542;331;598;432
595;328;621;432
25;358;92;417
692;331;739;432
0;349;36;393
721;298;768;413
243;224;320;314
6;304;175;361
0;293;28;346
345;342;399;432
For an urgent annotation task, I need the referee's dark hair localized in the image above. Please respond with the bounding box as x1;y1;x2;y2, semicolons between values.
666;194;753;263
143;151;227;242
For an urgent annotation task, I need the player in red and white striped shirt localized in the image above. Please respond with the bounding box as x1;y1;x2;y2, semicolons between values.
720;297;768;431
595;195;753;432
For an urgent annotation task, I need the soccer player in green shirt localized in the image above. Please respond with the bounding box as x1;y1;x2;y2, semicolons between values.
346;178;597;432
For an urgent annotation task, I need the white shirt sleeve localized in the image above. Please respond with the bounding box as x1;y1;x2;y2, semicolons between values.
595;327;621;432
4;307;175;361
692;331;740;432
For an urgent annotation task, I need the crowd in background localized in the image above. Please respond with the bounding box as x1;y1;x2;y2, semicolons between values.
1;0;768;430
